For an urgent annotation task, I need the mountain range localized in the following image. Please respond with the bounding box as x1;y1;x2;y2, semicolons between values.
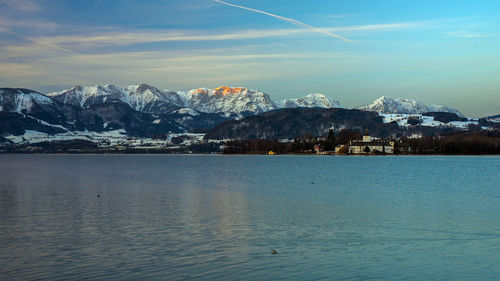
3;84;494;145
3;83;464;116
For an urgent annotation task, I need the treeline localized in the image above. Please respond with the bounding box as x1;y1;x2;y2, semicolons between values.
4;140;222;154
223;129;500;155
223;129;360;154
400;130;500;154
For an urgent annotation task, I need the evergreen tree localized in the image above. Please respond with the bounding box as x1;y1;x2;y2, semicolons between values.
326;129;336;150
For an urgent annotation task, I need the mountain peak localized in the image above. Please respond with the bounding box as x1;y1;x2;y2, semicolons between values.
374;96;393;103
214;86;247;95
358;96;463;117
135;83;155;93
0;88;53;113
185;86;275;115
278;93;343;109
192;88;210;95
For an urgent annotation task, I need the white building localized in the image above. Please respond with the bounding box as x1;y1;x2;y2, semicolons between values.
349;135;395;154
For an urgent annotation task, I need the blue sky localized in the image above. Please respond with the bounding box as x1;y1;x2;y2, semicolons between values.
0;0;499;116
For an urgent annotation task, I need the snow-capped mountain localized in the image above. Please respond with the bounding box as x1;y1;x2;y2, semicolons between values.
18;85;468;120
277;93;343;109
124;84;184;113
180;86;277;116
49;85;277;116
48;84;185;114
1;86;234;138
357;96;464;117
48;84;127;108
0;88;53;113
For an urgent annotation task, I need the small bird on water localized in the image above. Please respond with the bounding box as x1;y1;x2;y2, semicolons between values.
97;194;100;198
271;249;279;255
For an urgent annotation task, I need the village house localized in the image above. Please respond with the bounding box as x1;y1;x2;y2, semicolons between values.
313;144;332;155
335;144;348;153
348;134;395;154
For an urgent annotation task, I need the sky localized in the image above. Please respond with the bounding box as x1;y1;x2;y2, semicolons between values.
0;0;499;117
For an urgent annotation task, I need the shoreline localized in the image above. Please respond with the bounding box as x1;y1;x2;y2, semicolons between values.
1;152;498;156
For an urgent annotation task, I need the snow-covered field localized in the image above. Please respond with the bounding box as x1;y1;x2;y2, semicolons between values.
5;129;210;149
381;114;478;129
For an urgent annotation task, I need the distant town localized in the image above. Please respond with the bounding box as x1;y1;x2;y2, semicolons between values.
222;128;500;155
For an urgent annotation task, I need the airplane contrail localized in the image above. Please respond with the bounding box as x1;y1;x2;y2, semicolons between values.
213;0;357;44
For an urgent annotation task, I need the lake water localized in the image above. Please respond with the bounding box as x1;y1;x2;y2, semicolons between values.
0;155;499;281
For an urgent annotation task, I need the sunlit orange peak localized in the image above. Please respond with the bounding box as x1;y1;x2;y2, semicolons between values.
232;87;245;93
194;88;209;94
215;86;246;95
214;86;232;95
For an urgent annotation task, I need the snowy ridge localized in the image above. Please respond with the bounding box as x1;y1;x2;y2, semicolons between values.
357;96;464;117
47;85;468;118
124;84;184;113
182;86;277;115
277;93;343;109
381;114;477;129
0;88;53;113
47;84;128;108
48;85;277;116
48;84;185;113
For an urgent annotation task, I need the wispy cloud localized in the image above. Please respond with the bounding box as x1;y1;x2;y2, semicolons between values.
0;11;428;89
213;0;357;44
15;22;422;51
0;42;362;90
325;14;351;19
446;30;500;38
0;16;59;31
0;28;77;56
30;29;304;47
0;0;40;11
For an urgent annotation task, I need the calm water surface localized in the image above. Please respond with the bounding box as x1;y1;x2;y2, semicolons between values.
0;155;499;280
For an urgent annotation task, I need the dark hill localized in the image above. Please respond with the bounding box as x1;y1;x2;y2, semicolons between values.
205;108;402;140
423;112;467;123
